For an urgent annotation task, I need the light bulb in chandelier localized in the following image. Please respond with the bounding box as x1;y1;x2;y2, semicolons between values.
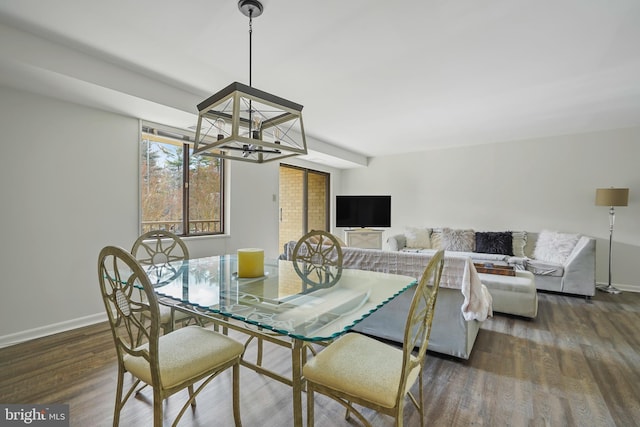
251;115;263;139
273;127;282;144
214;118;226;140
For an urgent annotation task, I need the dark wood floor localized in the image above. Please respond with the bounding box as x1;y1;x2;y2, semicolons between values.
2;290;640;427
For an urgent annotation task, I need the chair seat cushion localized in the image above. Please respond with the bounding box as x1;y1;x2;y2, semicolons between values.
303;333;419;409
124;326;244;389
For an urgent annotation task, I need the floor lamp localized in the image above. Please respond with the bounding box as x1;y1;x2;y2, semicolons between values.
595;187;629;294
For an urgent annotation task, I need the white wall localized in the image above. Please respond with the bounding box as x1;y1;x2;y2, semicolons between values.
0;86;331;345
339;127;640;291
0;87;138;343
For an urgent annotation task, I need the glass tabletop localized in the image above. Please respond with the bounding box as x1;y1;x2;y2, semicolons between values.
145;255;417;342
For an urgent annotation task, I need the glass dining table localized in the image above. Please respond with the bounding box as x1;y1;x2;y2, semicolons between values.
146;254;417;426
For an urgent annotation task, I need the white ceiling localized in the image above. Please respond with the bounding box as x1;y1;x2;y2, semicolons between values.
1;0;640;168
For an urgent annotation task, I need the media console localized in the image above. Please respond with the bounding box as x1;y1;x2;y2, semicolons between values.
344;229;383;250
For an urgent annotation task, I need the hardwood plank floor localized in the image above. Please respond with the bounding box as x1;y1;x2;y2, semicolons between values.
1;290;639;426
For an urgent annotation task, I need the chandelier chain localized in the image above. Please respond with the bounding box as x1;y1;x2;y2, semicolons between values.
249;10;253;88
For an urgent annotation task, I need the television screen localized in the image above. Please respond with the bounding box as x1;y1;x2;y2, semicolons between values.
336;195;391;228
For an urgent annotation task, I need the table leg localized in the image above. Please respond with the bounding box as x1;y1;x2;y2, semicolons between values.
292;339;304;427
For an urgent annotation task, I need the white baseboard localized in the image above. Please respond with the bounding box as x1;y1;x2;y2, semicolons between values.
0;312;107;349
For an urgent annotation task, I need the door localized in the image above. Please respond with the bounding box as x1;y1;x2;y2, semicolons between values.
279;165;330;252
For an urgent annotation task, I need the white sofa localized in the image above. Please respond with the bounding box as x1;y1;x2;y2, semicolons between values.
388;228;596;298
281;242;493;359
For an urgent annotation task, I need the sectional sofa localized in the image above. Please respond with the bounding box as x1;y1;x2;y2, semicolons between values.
388;228;596;298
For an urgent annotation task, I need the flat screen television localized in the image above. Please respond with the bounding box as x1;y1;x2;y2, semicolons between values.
336;195;391;228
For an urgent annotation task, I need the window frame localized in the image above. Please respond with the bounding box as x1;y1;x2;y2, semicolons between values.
139;121;225;237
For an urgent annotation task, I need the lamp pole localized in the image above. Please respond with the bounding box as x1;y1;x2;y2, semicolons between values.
601;206;621;294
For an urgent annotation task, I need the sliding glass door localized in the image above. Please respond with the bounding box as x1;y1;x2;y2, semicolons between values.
279;165;329;251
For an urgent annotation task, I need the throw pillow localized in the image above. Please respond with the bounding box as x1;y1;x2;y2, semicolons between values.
475;231;513;255
512;231;527;257
430;228;443;249
533;230;580;264
405;227;431;249
441;228;475;252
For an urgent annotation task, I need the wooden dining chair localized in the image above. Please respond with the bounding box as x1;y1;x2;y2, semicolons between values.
131;230;198;333
98;245;244;427
291;230;344;290
303;249;445;427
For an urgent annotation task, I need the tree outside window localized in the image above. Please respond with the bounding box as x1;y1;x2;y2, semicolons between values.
140;124;224;236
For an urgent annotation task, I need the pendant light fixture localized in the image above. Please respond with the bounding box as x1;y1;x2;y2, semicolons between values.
193;0;307;163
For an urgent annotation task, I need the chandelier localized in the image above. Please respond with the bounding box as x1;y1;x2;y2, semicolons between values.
193;0;307;163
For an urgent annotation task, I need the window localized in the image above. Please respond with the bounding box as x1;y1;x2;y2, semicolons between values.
140;122;224;236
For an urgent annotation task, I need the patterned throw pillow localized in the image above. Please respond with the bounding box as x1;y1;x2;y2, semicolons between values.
405;227;431;248
430;228;442;249
533;230;580;264
475;231;513;255
440;228;475;252
511;231;527;257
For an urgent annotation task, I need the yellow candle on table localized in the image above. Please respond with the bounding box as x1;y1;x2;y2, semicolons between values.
237;248;264;278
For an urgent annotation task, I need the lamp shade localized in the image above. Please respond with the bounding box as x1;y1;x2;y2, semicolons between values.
595;188;629;207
